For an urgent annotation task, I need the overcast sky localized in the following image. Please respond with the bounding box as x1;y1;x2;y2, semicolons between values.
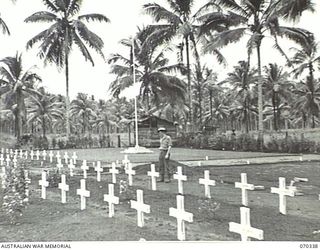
0;0;319;100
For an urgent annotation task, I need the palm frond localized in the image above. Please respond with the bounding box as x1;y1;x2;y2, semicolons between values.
78;14;110;23
24;11;59;23
143;3;181;24
0;17;10;35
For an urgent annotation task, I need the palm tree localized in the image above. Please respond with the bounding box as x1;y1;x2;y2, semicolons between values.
24;0;110;139
0;53;41;140
26;87;64;138
70;93;97;134
109;28;187;112
201;0;315;147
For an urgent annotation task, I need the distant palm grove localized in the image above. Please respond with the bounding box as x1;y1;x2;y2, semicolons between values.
0;0;319;152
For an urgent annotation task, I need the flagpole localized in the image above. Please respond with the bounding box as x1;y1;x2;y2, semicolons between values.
133;37;139;148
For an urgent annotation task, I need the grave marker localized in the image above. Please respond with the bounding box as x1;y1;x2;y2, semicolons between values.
42;150;47;161
64;152;69;164
110;162;119;184
199;170;216;198
130;189;150;227
24;150;28;160
271;177;295;215
235;173;255;206
122;155;130;170
229;207;263;241
68;159;75;177
19;149;23;159
103;184;119;218
56;151;61;162
72;152;78;165
58;174;69;203
36;150;40;160
173;166;187;194
49;151;54;163
125;163;135;186
147;164;159;191
81;160;89;179
39;171;49;199
6;155;10;167
56;159;63;173
30;150;34;160
95;161;103;182
169;195;193;241
0;154;4;166
76;179;90;210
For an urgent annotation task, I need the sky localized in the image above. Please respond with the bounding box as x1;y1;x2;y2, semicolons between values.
0;0;319;100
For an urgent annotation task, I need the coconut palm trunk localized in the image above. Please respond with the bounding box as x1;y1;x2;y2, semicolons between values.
185;36;193;129
256;43;263;150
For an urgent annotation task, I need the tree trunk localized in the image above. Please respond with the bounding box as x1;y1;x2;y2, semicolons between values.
185;36;193;130
16;88;23;141
42;116;46;138
256;43;264;150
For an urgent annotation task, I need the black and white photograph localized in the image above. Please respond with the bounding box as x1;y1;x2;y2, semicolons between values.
0;0;320;248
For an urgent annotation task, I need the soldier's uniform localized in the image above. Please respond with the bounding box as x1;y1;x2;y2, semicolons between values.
158;128;172;182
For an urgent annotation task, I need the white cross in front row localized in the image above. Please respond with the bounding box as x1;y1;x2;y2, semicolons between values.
49;151;54;163
271;177;295;215
39;171;49;199
125;163;136;186
58;174;69;204
235;173;255;207
199;170;216;198
130;189;150;227
95;161;103;182
77;179;90;210
229;207;263;241
147;164;159;191
169;195;193;241
81;160;89;179
110;162;119;184
173;166;187;194
103;184;119;218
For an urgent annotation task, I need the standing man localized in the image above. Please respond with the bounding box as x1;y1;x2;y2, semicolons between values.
158;127;172;183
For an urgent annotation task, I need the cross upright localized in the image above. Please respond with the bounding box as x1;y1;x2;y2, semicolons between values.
95;161;103;182
147;164;159;191
110;162;119;184
271;177;295;215
14;149;18;157
64;152;69;164
103;183;119;218
42;150;47;161
199;170;216;199
56;159;63;173
235;173;255;206
30;150;34;160
5;148;9;154
24;150;28;159
125;163;136;186
9;149;13;156
6;155;11;167
173;166;187;194
229;207;264;241
49;151;54;163
39;171;49;199
122;154;130;170
58;174;69;203
56;151;61;162
72;152;78;165
19;149;23;159
0;154;4;166
77;179;90;210
81;160;89;179
36;150;40;160
68;159;75;177
130;189;150;227
169;195;193;241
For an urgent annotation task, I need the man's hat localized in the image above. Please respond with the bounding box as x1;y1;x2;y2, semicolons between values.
157;127;167;132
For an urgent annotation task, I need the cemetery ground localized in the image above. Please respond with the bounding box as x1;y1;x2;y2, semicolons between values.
1;148;320;241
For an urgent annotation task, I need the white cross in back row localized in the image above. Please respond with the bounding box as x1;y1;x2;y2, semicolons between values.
235;173;255;206
36;150;40;160
271;177;295;215
104;184;119;218
77;179;90;210
169;195;193;241
173;166;187;194
42;150;47;161
56;151;61;162
72;152;78;164
229;207;263;241
199;170;216;198
64;152;69;164
49;151;54;163
95;161;103;182
125;163;135;186
30;150;34;160
130;189;150;227
147;164;159;191
110;162;119;184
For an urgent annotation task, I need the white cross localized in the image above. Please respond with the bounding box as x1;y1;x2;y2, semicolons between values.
1;166;6;188
14;149;18;156
235;173;255;206
49;151;54;163
56;159;63;173
271;177;295;215
30;150;34;160
5;155;11;167
95;161;103;182
169;195;193;241
42;150;47;161
77;179;90;210
64;152;69;164
68;159;75;177
19;149;23;159
71;152;78;165
147;164;159;191
5;148;8;154
173;166;187;194
199;170;216;198
103;183;119;218
39;171;49;199
24;150;28;160
81;160;89;179
122;154;130;169
110;162;119;184
125;163;135;186
9;149;13;156
58;174;69;204
130;189;150;227
0;154;4;166
229;207;264;241
36;150;40;160
56;151;61;162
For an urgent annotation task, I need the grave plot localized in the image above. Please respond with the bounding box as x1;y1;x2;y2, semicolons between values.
1;154;320;241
